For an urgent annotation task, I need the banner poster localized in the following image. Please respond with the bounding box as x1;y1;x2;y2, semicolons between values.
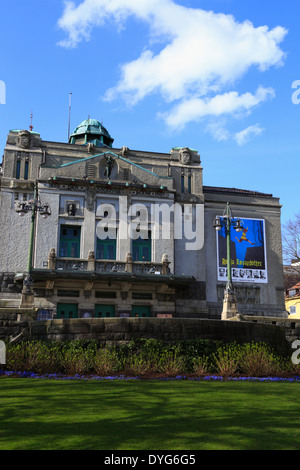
216;217;268;283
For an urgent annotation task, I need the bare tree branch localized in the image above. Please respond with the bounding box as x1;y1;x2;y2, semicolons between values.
282;213;300;290
282;212;300;265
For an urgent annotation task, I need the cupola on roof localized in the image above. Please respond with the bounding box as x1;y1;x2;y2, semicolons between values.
69;118;114;148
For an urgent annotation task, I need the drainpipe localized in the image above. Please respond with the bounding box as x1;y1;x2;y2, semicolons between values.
27;180;37;274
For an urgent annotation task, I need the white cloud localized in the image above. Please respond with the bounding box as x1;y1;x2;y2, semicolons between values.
57;0;287;141
205;121;230;143
234;124;264;146
160;86;275;129
57;0;169;48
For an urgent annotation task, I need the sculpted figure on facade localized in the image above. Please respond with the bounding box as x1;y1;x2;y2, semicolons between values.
18;130;31;149
121;146;129;157
86;142;94;153
104;155;114;179
179;147;191;165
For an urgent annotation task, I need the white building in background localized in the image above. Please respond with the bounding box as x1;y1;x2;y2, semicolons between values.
0;119;286;319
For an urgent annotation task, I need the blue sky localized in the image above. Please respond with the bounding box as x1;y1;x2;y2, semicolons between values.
0;0;299;226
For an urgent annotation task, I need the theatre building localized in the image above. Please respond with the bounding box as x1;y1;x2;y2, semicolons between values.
0;119;287;319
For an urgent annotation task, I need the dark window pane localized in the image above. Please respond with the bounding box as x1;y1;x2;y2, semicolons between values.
16;161;21;179
24;162;29;180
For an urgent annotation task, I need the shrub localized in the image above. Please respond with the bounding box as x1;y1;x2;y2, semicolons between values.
6;342;29;372
27;342;60;375
92;347;123;376
213;343;241;377
239;342;285;377
6;341;60;375
62;348;90;376
4;338;298;379
192;356;210;376
123;338;167;375
157;351;185;377
124;354;153;376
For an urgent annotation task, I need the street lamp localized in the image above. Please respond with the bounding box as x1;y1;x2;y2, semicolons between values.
213;202;243;320
15;181;51;307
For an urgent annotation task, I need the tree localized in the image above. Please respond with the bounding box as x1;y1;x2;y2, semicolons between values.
282;213;300;290
282;213;300;264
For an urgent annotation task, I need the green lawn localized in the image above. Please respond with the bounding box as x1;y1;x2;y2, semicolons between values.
1;377;300;450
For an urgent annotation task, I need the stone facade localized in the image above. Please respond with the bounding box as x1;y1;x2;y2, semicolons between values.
0;120;287;319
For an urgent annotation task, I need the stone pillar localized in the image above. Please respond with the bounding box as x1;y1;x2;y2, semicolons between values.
125;252;133;273
162;253;170;275
221;285;239;320
20;275;34;308
87;250;95;271
48;248;56;270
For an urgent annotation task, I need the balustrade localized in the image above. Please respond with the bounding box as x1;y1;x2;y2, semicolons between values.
55;259;88;272
47;249;170;275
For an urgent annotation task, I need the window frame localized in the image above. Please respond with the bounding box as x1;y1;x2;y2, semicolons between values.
59;225;81;258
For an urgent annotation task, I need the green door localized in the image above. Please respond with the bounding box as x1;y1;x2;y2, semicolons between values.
96;238;116;260
59;226;81;258
131;306;151;317
57;303;78;319
95;304;115;318
132;233;151;261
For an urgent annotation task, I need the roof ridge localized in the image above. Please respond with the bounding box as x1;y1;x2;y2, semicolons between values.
203;185;273;197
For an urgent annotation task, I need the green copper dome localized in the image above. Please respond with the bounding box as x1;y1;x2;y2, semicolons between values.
69;118;114;148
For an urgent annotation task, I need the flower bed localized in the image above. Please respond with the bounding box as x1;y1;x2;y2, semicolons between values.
1;338;299;381
1;369;300;382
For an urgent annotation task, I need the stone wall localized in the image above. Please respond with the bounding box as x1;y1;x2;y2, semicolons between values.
0;310;31;342
0;315;288;353
0;311;296;355
242;315;300;348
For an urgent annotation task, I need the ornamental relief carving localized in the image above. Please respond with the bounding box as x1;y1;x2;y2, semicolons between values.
179;147;191;165
17;130;31;149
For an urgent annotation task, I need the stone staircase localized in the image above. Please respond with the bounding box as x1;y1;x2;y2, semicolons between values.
0;307;36;343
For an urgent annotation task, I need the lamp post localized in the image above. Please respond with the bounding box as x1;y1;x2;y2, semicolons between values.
213;202;242;320
15;180;51;307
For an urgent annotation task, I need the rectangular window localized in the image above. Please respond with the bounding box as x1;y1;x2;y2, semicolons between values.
95;291;117;299
181;174;185;193
24;161;29;180
59;225;81;258
188;175;192;194
57;290;80;297
96;237;116;260
132;292;152;300
132;231;151;261
16;160;21;179
289;306;297;314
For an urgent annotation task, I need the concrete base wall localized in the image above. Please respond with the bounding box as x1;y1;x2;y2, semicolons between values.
27;317;289;353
